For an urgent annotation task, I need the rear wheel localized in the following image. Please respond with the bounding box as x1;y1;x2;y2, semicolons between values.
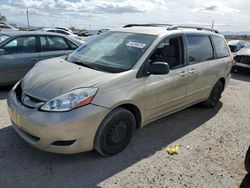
202;81;223;108
94;108;136;156
245;146;250;173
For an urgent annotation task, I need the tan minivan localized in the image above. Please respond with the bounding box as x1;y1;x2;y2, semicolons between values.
7;24;232;156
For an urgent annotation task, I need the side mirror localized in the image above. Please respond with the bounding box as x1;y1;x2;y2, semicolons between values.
150;62;170;75
0;49;5;55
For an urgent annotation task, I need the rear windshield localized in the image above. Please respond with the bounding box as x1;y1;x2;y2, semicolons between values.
68;31;156;73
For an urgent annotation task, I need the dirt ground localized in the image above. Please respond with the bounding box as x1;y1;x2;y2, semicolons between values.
0;71;249;188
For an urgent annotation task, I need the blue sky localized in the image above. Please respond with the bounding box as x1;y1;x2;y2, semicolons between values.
0;0;249;32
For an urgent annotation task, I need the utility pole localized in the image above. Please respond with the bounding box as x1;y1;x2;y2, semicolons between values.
64;12;67;27
211;19;214;30
26;8;30;28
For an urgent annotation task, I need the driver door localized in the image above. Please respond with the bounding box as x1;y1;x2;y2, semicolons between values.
143;35;189;122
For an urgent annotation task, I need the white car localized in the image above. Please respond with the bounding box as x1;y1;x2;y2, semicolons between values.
0;23;19;31
228;40;245;57
55;27;73;33
38;28;82;40
233;48;250;71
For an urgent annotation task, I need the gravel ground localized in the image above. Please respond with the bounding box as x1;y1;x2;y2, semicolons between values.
0;72;249;188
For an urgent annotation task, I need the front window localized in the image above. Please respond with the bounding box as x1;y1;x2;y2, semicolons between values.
68;31;156;73
3;36;36;54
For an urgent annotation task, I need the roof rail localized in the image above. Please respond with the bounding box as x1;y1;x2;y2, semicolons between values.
123;23;219;34
167;25;219;33
123;23;172;28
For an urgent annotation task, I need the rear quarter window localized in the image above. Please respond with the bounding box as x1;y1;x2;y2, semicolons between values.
212;35;230;59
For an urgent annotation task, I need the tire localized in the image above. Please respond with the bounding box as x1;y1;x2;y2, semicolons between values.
94;108;136;157
202;81;223;108
245;146;250;173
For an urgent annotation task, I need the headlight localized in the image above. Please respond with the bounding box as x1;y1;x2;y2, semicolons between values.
40;88;98;112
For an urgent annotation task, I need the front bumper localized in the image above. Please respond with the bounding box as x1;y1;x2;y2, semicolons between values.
235;62;250;69
7;89;111;154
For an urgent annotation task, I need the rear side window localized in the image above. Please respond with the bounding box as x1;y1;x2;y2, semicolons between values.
40;36;69;51
212;36;230;59
186;35;214;64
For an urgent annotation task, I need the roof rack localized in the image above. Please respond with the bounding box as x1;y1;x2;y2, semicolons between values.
123;23;172;28
167;25;219;33
123;23;219;34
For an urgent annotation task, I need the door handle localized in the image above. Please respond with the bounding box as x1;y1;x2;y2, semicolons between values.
189;68;197;73
179;71;188;77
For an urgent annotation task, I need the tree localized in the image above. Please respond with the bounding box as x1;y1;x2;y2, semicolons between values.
0;13;7;23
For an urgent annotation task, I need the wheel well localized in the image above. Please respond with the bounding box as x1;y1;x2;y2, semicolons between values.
219;78;226;91
118;104;142;129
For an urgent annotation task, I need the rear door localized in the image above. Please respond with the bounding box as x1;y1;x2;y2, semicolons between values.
38;35;78;61
184;34;216;103
0;36;39;85
211;35;232;78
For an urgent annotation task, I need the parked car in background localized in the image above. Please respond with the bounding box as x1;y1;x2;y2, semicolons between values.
0;31;82;86
0;33;10;43
233;47;250;72
0;23;19;31
38;28;81;40
7;24;232;156
228;40;245;54
55;27;73;33
77;29;108;37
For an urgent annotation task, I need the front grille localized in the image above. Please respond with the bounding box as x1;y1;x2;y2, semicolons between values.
15;82;44;109
20;92;44;109
237;56;250;65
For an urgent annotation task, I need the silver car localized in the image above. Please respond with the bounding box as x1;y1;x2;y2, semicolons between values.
233;47;250;71
0;31;82;86
7;24;233;156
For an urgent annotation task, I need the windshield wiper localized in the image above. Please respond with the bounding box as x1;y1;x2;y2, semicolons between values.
71;61;101;71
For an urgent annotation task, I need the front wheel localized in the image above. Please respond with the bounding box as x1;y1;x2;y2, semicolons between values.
202;81;223;108
94;108;136;157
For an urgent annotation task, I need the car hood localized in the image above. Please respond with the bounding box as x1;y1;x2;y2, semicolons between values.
236;48;250;56
22;57;112;101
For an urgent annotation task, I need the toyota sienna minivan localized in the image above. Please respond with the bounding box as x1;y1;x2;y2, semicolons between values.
7;24;233;156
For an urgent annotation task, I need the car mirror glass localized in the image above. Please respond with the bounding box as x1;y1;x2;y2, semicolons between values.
150;62;170;75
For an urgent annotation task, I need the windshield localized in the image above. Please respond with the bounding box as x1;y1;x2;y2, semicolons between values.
245;41;250;48
0;34;10;43
68;31;156;73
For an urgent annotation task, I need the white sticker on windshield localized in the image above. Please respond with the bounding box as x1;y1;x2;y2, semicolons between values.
126;41;146;48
